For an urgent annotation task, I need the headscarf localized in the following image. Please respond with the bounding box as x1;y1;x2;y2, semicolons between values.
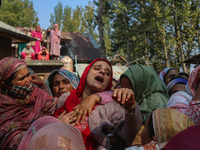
153;108;195;143
185;65;200;97
166;77;188;92
48;69;79;95
35;26;40;32
18;116;85;150
122;64;168;121
54;58;113;150
159;68;171;83
0;57;57;149
55;58;113;114
54;24;59;29
159;68;179;86
0;57;27;82
162;125;200;150
27;122;85;150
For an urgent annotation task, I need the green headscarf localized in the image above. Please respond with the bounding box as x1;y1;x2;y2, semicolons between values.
121;64;169;122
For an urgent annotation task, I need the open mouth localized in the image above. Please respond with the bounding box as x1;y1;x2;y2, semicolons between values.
95;75;104;83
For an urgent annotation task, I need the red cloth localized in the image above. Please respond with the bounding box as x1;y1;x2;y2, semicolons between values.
162;125;200;150
54;58;113;150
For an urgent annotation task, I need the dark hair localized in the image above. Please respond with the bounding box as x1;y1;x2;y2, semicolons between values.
48;71;58;96
149;113;155;138
1;72;16;93
112;78;117;83
4;72;16;85
180;72;189;78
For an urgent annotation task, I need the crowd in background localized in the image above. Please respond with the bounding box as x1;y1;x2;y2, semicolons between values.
14;24;61;61
0;55;200;150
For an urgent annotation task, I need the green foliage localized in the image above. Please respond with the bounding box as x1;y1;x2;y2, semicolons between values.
50;1;63;28
102;0;199;72
50;1;98;42
0;0;39;27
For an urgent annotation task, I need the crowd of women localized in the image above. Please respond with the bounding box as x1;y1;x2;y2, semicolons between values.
16;24;61;60
0;56;199;150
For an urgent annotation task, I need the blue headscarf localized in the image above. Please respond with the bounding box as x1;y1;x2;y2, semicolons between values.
48;69;79;94
167;77;188;92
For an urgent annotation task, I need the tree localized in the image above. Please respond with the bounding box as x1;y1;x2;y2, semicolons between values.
0;0;39;27
50;1;63;28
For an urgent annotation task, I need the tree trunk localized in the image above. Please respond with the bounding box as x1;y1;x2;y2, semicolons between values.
144;33;149;66
163;36;170;67
171;1;187;73
96;0;106;58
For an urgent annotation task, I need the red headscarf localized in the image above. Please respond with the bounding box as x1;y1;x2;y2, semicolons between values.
54;58;113;150
55;58;113;114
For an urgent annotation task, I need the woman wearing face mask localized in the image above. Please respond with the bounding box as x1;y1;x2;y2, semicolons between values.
0;57;58;149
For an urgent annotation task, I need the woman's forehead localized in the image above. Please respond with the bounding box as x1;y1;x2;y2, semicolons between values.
92;61;111;68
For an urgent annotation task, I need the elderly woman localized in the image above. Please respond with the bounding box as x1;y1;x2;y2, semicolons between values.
0;57;84;150
49;24;61;60
21;43;36;60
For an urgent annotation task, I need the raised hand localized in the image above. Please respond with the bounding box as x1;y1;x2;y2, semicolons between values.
31;74;46;87
112;88;136;110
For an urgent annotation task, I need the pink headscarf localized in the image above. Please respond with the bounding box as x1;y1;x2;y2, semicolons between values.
0;57;27;82
54;24;59;28
27;120;85;150
186;65;200;96
35;26;40;32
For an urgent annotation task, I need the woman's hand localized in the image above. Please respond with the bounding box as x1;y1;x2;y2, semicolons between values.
71;94;101;124
57;111;77;125
31;74;46;87
112;88;136;110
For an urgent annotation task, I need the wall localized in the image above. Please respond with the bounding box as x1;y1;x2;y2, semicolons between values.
0;36;12;59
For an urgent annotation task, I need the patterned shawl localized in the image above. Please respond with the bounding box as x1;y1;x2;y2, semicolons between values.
185;65;200;96
159;68;171;84
0;57;57;149
153;108;195;143
122;64;168;122
0;57;27;82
